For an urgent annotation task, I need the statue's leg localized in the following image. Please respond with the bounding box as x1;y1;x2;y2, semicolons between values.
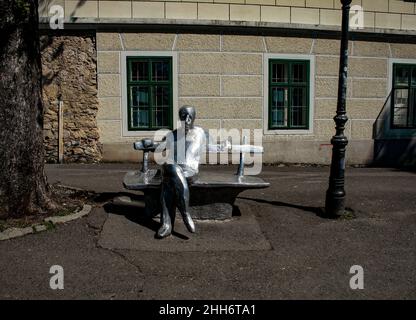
157;185;174;238
163;164;195;233
157;166;177;238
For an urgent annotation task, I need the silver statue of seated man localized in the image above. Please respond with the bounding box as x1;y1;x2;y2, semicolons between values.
157;105;206;238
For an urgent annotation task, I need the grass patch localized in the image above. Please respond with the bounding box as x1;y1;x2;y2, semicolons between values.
338;208;357;220
317;207;357;220
42;221;55;231
56;206;80;217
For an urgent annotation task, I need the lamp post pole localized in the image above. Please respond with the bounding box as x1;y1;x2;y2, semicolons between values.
325;0;352;217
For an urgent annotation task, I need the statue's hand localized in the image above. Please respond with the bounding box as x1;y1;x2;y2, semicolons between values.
221;139;231;151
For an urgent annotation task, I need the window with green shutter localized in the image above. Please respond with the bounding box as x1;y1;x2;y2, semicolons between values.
127;57;173;131
391;63;416;129
268;59;310;130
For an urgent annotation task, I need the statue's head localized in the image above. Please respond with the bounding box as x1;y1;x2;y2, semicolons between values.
179;105;196;133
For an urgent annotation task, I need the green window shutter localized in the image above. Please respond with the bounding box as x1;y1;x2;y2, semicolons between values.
268;59;310;130
127;57;173;131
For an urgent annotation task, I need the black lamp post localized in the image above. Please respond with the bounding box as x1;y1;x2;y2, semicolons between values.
325;0;351;217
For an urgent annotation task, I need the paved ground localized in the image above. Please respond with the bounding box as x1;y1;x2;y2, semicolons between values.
0;164;415;299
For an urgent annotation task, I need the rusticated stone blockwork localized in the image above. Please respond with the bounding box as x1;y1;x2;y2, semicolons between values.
41;35;102;163
95;31;416;165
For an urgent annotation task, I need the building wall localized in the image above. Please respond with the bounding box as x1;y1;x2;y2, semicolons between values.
95;32;416;164
38;0;416;32
41;35;102;163
38;0;416;165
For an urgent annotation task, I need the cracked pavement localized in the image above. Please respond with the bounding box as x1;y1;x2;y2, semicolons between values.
0;164;415;299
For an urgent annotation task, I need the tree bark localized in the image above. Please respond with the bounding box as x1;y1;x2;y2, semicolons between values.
0;0;53;218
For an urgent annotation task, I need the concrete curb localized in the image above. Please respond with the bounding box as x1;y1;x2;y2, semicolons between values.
0;204;92;241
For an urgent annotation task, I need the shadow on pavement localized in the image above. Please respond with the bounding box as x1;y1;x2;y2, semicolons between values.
93;192;145;203
238;196;330;219
103;199;190;240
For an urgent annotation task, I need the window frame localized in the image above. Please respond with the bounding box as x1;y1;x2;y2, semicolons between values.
391;63;416;129
268;59;310;130
126;56;173;131
263;54;314;135
121;51;178;137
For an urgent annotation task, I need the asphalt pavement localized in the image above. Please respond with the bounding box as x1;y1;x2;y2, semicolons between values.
0;164;415;299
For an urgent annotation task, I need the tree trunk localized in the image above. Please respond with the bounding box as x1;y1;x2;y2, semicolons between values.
0;0;54;218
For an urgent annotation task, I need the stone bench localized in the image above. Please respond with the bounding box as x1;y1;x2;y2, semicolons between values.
122;138;270;220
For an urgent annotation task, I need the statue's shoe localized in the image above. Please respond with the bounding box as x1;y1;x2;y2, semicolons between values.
157;223;172;238
182;212;196;233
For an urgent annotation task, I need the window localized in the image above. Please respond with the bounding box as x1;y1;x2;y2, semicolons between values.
127;57;173;130
392;63;416;129
268;59;310;130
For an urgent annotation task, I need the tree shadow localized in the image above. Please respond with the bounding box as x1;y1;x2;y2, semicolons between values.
39;0;88;80
69;0;88;23
38;0;88;23
40;35;64;87
40;0;89;86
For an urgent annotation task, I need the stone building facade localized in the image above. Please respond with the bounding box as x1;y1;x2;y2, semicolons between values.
39;0;416;166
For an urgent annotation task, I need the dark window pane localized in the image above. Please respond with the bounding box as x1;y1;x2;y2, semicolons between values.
269;59;310;130
393;88;409;127
132;109;149;128
412;67;416;86
127;57;173;130
271;87;287;127
152;86;170;127
130;86;149;128
410;88;416;127
292;63;307;83
272;63;287;83
152;61;169;81
395;65;410;86
131;86;149;107
290;87;307;127
131;61;148;81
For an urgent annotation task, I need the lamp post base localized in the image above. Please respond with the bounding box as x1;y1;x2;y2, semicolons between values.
325;191;346;218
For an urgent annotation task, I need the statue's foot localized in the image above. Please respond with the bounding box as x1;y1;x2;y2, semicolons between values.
156;224;172;238
182;212;196;233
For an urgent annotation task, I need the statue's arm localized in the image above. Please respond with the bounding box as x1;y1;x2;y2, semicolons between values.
206;139;231;153
188;129;206;157
154;132;174;164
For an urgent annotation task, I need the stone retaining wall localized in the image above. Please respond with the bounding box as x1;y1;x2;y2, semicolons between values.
41;35;102;163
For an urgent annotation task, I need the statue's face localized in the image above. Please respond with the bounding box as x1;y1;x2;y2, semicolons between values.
179;106;195;131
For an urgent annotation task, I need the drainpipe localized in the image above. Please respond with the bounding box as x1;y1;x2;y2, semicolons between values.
57;94;64;164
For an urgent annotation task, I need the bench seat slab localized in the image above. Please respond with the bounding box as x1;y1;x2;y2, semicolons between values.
123;170;270;220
